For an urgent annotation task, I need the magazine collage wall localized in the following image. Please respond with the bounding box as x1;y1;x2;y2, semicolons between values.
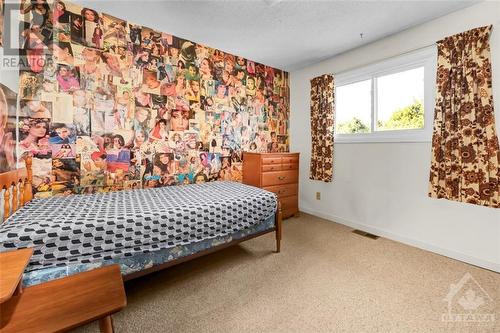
15;0;290;197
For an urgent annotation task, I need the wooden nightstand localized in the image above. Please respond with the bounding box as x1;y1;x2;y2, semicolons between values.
0;248;33;303
0;260;126;333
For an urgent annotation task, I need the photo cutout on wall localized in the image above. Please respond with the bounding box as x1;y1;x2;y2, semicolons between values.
18;0;54;73
52;156;79;194
81;7;102;49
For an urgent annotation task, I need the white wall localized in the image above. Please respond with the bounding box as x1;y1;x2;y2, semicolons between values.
290;1;500;272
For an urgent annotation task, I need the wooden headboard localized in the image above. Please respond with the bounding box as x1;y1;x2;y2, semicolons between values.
0;157;33;220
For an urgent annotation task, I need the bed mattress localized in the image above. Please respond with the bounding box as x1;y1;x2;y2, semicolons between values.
0;181;277;273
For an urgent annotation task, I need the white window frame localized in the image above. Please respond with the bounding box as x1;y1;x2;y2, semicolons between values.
334;46;437;143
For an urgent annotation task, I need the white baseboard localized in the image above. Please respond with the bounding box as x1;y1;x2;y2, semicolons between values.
299;206;500;273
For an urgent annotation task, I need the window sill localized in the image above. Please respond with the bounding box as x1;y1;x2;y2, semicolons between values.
334;130;432;144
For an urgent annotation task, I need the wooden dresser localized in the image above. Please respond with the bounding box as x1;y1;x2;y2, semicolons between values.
242;152;299;219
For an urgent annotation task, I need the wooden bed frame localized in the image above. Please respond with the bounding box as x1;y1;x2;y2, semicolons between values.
0;157;283;282
0;158;33;220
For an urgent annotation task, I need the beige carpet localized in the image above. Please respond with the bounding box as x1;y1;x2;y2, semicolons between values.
74;213;500;333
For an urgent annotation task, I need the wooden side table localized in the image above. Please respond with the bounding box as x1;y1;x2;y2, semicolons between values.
0;248;33;303
0;255;126;333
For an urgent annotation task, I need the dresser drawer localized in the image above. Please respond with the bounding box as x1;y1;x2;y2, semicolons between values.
281;163;298;170
282;155;299;164
261;157;282;165
263;183;298;198
261;170;298;186
262;164;281;172
280;195;298;217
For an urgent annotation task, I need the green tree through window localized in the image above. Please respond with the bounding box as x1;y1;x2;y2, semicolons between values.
336;100;423;134
337;117;370;134
378;100;424;131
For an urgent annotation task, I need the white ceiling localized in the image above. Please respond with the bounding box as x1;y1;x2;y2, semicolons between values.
76;0;479;71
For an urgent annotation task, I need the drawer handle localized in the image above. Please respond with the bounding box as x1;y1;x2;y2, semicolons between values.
278;176;285;180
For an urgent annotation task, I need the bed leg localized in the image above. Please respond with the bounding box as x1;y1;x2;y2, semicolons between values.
99;315;114;333
275;201;282;253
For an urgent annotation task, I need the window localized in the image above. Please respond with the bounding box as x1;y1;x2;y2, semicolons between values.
337;80;371;134
376;67;424;131
334;47;436;142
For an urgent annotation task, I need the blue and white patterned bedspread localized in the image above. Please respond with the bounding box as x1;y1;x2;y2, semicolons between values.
22;214;275;287
0;181;277;274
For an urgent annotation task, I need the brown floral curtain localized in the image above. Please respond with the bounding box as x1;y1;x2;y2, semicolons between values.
429;25;500;208
310;74;334;182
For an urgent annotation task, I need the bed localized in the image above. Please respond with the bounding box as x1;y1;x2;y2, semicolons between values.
0;158;282;286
